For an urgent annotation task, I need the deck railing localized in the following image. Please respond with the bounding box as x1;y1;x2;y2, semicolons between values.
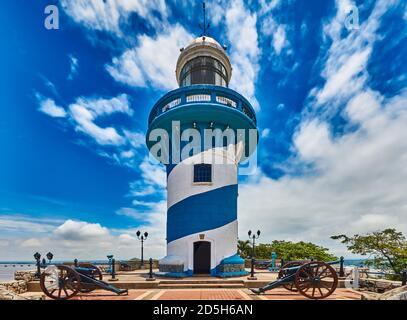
148;85;256;126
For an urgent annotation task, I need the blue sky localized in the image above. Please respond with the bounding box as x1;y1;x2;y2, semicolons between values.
0;0;406;260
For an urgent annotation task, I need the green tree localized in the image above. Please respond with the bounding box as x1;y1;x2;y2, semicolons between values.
237;240;251;258
331;228;407;274
254;241;337;261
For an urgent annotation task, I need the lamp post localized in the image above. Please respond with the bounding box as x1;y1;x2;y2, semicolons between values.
46;252;53;265
107;255;113;274
34;252;41;278
136;231;148;267
248;230;261;280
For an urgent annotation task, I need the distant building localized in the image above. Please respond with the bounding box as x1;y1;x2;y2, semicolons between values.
146;34;258;277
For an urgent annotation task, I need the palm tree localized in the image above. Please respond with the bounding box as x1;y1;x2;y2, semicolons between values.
237;240;251;258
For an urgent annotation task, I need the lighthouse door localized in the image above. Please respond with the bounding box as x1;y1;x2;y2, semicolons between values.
193;241;211;274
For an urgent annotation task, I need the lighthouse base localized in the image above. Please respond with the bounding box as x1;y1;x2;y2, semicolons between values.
157;253;247;278
215;254;248;278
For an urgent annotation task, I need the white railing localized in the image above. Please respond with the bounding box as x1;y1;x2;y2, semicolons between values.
216;96;237;108
162;98;181;112
186;94;211;103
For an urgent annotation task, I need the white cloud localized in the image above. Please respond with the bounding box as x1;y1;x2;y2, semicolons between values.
69;94;132;146
117;233;137;246
21;238;43;248
259;0;281;14
0;217;163;260
139;157;166;188
259;3;289;56
316;48;371;104
261;128;270;138
272;25;287;55
115;200;167;258
239;89;407;257
226;0;260;110
0;215;59;234
106;24;193;90
311;0;399;114
67;54;79;80
60;0;168;36
37;97;67;118
238;0;407;257
54;219;110;241
36;91;146;170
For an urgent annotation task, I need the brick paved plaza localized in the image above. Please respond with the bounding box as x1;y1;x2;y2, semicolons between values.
22;288;362;300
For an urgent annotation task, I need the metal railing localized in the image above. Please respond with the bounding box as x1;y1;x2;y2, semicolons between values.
148;85;256;126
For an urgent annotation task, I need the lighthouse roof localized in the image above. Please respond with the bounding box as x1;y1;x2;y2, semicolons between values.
185;36;224;51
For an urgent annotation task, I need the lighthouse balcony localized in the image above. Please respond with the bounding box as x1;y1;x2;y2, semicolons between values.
147;85;257;128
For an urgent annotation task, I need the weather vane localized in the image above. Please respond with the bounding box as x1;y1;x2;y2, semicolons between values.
199;2;210;37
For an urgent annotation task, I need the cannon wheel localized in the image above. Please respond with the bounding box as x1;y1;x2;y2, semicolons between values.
77;263;103;293
294;261;338;299
278;261;305;292
40;265;80;300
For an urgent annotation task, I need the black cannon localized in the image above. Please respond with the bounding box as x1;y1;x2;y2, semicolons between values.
250;260;339;299
40;264;128;300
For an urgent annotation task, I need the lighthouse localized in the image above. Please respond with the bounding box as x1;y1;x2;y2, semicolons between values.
146;26;258;276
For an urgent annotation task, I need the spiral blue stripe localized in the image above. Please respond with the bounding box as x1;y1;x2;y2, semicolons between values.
166;184;237;243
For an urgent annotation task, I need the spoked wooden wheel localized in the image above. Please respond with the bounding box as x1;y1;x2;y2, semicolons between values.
278;261;305;292
77;263;103;293
294;262;338;299
40;265;80;300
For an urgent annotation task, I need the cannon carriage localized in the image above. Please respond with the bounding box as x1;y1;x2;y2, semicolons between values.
40;264;128;300
251;260;339;299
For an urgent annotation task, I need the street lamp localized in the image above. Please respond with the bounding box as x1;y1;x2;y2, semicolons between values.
136;231;148;267
46;252;54;264
34;252;41;278
248;230;261;279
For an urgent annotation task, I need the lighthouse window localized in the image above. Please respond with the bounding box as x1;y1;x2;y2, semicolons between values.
181;56;228;87
193;164;212;183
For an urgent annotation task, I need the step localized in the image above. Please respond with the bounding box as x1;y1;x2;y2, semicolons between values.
158;283;245;289
159;279;244;285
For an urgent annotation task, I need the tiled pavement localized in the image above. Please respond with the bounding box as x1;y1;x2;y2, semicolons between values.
56;288;362;300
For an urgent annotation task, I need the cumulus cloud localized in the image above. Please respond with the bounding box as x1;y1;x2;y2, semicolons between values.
238;0;407;257
239;89;407;256
36;95;67;118
0;217;164;260
272;25;288;55
106;24;193;90
54;219;110;241
259;0;289;56
60;0;168;36
36;92;146;160
226;0;261;110
68;94;132;146
310;0;399;115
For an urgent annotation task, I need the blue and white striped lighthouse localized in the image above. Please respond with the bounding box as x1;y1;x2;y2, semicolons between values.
146;35;258;277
